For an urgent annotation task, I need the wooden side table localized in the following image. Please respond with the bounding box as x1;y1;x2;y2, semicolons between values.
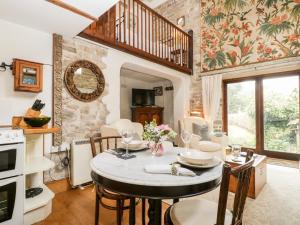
225;154;267;199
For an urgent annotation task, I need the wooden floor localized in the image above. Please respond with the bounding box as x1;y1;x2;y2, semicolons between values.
35;185;168;225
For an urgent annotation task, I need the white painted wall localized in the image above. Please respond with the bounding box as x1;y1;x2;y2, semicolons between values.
154;80;174;127
0;19;53;151
120;76;155;119
120;75;174;127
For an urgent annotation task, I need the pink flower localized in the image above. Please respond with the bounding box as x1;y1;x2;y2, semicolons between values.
229;51;237;58
210;8;219;16
206;34;213;40
233;39;240;47
258;43;264;52
242;45;251;56
242;22;249;31
232;27;239;35
258;57;266;62
208;51;217;58
288;34;300;42
265;47;272;54
222;22;229;29
245;30;252;38
270;14;288;25
157;124;171;131
211;39;218;47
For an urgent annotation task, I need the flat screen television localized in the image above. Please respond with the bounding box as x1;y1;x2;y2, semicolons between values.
132;88;155;106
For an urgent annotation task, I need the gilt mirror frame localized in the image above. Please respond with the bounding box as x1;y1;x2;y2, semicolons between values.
64;60;105;102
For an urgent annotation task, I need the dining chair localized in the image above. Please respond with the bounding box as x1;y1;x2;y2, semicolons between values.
90;135;146;225
164;150;255;225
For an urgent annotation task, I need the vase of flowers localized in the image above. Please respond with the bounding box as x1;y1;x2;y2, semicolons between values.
143;120;177;156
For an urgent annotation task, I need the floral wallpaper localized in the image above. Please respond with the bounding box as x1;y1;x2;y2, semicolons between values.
200;0;300;72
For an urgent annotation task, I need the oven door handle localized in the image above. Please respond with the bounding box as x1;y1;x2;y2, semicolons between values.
0;176;21;186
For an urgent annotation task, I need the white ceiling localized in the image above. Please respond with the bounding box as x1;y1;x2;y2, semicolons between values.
121;68;169;83
0;0;118;37
61;0;118;18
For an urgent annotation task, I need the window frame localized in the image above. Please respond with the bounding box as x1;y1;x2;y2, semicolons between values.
222;71;300;160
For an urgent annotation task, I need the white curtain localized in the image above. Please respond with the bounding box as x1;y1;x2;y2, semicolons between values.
201;74;222;129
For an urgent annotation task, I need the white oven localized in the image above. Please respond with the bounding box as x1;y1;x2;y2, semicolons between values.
0;129;24;225
0;175;24;225
0;143;24;180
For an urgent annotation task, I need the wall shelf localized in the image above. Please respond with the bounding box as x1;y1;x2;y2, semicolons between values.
23;127;60;135
24;184;54;213
25;157;55;175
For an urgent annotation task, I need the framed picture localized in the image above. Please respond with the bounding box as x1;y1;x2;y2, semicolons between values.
13;58;43;93
177;16;185;27
153;86;163;96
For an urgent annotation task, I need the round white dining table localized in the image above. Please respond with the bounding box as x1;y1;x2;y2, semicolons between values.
90;147;223;225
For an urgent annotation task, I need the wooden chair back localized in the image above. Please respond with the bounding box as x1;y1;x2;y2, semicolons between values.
216;150;254;225
90;134;122;157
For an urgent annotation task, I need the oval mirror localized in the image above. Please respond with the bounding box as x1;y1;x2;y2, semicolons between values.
64;60;105;102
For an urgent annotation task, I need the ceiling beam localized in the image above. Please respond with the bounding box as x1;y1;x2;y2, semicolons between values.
46;0;98;21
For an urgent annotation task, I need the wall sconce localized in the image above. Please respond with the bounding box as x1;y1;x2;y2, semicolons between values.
190;111;203;117
177;16;185;27
0;62;13;72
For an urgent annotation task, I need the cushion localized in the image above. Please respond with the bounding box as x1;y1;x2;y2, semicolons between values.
192;123;211;141
182;117;207;133
132;132;142;141
198;141;222;152
112;119;135;132
170;199;232;225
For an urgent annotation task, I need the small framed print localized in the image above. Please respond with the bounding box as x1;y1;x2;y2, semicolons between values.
177;16;185;27
153;86;163;96
13;58;43;93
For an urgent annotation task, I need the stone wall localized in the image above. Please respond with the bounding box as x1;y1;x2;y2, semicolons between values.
61;38;109;143
48;36;110;183
155;0;203;114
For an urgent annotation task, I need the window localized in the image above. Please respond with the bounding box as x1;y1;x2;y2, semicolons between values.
263;76;299;154
224;74;300;159
227;81;256;148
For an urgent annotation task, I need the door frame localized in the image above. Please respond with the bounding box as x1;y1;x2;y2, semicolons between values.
222;71;300;160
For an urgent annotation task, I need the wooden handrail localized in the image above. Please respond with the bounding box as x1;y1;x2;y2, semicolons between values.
79;0;193;74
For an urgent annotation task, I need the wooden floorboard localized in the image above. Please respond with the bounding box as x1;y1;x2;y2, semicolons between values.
34;185;168;225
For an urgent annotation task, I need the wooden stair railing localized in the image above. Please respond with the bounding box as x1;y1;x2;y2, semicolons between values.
79;0;193;75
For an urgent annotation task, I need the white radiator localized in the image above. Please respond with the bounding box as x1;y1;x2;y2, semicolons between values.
70;139;93;187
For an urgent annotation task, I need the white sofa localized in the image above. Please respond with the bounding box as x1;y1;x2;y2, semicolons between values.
178;117;228;159
100;119;144;139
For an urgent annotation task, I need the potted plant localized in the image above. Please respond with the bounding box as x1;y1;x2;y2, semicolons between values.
143;120;177;156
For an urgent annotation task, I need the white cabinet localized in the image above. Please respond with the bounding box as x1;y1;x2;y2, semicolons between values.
23;129;58;225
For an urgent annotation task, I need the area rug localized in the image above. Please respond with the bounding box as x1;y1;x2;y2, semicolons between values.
266;158;299;169
190;165;300;225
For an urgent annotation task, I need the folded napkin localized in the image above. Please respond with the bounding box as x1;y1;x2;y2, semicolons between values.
144;164;196;177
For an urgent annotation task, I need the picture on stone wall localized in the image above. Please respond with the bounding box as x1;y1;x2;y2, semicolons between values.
200;0;300;72
153;86;163;96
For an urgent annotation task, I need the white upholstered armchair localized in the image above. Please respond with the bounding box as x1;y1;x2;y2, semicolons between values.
100;119;144;139
178;117;228;159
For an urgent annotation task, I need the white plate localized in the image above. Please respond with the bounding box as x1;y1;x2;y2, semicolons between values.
177;157;222;169
121;140;144;149
179;151;213;165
